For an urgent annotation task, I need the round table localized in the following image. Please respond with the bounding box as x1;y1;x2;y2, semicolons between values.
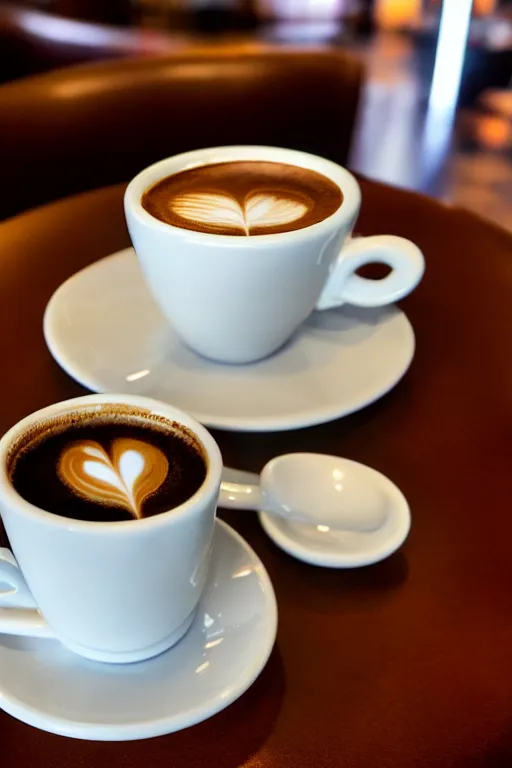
0;180;511;767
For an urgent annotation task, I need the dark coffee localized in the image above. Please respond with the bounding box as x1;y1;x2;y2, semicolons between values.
9;406;207;523
141;160;343;236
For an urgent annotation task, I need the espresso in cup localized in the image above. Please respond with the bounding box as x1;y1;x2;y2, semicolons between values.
141;160;343;236
8;405;207;523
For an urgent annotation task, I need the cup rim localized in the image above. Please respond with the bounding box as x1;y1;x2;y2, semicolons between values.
0;394;222;535
124;145;361;244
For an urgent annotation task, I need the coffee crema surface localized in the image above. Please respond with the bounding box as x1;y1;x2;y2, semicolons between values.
8;406;207;522
141;161;343;236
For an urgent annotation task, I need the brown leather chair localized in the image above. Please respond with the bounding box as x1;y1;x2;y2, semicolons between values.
0;3;185;84
0;48;364;219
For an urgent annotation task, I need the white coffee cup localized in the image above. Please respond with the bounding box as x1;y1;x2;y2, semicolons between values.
125;146;425;364
0;394;221;664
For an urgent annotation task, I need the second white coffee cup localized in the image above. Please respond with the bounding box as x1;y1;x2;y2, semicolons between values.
125;146;425;364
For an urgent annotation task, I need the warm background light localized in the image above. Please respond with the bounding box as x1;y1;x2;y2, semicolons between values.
374;0;422;29
473;0;497;15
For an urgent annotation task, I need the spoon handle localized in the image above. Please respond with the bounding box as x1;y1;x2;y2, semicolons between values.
219;474;315;526
219;480;261;511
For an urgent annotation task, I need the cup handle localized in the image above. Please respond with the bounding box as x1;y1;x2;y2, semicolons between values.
0;548;53;638
316;235;425;310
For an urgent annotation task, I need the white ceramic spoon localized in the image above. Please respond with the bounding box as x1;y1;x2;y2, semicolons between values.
219;453;388;532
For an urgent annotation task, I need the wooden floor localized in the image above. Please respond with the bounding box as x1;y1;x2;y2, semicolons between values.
349;33;512;232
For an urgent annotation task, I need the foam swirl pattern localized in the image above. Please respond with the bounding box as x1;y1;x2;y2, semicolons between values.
58;439;169;519
171;191;309;236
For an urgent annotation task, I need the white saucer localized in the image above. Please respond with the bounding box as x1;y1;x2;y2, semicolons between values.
44;249;415;432
258;465;411;568
0;520;277;741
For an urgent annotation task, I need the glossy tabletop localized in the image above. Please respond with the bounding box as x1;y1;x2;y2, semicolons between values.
0;180;511;767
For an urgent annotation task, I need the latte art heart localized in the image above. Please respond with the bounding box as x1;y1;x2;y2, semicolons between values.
58;439;169;519
170;191;310;236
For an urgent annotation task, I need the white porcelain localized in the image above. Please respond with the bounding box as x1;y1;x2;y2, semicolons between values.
0;394;222;663
220;463;410;568
43;249;416;432
220;453;386;532
124;145;424;364
0;520;277;740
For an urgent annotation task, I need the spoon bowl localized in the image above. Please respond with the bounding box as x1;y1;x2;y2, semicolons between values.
261;453;387;532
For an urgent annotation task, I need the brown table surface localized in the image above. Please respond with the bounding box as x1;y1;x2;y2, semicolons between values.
0;179;511;768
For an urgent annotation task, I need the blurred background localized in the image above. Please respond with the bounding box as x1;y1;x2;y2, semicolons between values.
1;0;511;229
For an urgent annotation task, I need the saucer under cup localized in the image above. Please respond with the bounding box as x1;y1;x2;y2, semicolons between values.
0;520;277;740
43;249;416;432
